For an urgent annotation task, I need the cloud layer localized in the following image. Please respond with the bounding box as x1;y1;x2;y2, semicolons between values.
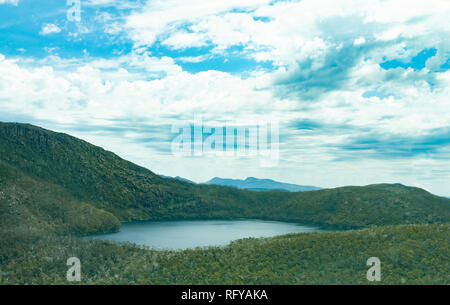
0;0;449;195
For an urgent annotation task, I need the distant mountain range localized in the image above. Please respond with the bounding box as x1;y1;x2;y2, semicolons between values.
159;176;321;192
205;177;321;192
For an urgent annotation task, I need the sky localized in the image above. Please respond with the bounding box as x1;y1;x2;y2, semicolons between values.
0;0;449;196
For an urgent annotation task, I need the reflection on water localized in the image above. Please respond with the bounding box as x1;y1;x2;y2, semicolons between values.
88;219;324;250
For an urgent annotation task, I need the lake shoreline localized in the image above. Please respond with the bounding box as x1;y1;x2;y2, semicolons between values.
86;219;334;250
115;216;357;232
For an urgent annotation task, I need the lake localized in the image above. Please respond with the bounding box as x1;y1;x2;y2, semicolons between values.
88;219;324;249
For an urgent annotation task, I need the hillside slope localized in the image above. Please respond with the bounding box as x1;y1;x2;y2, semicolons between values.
0;122;449;234
274;184;450;228
1;224;448;284
0;161;120;235
0;122;206;221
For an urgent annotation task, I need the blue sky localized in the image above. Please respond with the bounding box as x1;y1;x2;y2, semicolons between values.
0;0;449;196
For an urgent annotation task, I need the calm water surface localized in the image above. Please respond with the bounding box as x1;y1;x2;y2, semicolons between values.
89;219;324;249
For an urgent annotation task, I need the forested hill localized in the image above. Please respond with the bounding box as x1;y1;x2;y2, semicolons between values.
0;122;293;229
0;122;201;221
1;122;449;235
0;160;120;235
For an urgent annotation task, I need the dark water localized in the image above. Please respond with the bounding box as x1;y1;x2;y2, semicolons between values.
88;219;324;249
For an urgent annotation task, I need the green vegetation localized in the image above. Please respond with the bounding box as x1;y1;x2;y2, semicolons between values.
274;183;450;228
0;224;448;284
0;122;449;285
1;122;449;234
0;160;120;235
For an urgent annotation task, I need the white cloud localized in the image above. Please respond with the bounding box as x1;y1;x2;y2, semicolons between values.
353;37;366;46
123;0;450;75
104;22;123;35
1;50;449;148
162;31;208;49
125;0;272;46
1;0;450;195
89;50;183;77
176;55;212;63
1;49;449;195
39;24;61;36
84;0;140;9
85;0;116;5
0;0;19;5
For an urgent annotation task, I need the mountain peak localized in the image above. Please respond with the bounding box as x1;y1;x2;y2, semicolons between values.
206;177;321;192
